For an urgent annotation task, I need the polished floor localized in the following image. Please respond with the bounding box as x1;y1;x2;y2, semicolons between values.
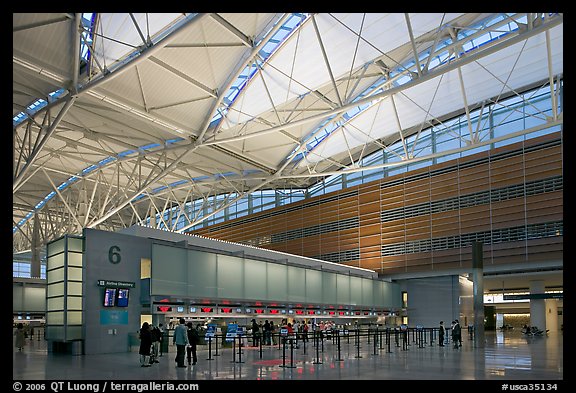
13;330;563;383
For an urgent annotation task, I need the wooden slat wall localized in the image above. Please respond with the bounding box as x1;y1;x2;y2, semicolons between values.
191;132;563;276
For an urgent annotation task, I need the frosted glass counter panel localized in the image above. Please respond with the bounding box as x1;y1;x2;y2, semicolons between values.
244;258;267;301
187;250;217;298
216;255;243;299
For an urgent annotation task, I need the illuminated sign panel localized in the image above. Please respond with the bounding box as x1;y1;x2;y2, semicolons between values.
201;307;214;313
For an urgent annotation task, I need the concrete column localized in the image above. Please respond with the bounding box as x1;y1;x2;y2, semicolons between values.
31;213;41;278
472;241;485;347
545;299;558;332
529;280;546;331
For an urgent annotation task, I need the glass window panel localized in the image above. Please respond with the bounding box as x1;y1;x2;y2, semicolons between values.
287;266;306;302
67;311;83;324
46;311;65;324
47;297;64;311
216;255;243;299
67;267;83;281
67;296;83;310
305;269;322;303
68;252;83;267
322;272;337;304
349;276;362;306
361;278;374;307
67;281;83;296
67;237;84;252
267;263;287;302
45;325;65;341
336;275;350;305
187;250;217;298
151;244;187;296
47;238;65;257
244;258;267;301
47;282;65;297
47;253;65;271
66;325;83;340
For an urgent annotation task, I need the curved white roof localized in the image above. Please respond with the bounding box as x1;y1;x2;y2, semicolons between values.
13;13;563;253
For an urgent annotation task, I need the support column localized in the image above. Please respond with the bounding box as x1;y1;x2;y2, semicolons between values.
472;241;485;347
31;213;41;278
529;280;546;331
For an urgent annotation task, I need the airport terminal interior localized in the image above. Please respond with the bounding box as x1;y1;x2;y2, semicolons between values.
13;13;563;382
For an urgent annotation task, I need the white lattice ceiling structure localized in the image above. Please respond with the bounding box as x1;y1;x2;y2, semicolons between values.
13;13;563;254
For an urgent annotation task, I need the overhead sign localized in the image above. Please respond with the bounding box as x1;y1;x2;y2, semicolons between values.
503;293;563;300
97;280;135;288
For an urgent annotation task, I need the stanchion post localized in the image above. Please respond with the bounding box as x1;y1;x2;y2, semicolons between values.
207;336;213;360
312;331;322;364
230;335;236;363
237;335;244;363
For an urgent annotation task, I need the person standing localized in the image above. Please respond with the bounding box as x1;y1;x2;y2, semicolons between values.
138;322;152;367
186;322;199;365
149;324;160;364
453;319;462;348
438;321;445;346
251;319;260;347
14;323;26;351
173;318;188;367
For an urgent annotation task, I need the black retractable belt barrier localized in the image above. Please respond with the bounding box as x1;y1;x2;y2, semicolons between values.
277;332;281;350
236;335;244;363
373;328;378;355
230;335;236;363
288;338;296;368
313;332;322;364
214;334;220;356
207;336;213;360
354;329;361;358
418;329;425;348
279;336;287;368
429;328;434;346
337;331;344;361
259;333;263;359
395;328;400;347
386;328;391;353
402;329;408;351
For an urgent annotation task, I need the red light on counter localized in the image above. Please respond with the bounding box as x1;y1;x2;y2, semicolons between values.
255;309;265;314
201;307;213;313
270;309;280;314
329;311;335;315
338;311;344;315
157;306;172;312
307;310;315;314
295;310;304;315
220;308;232;313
